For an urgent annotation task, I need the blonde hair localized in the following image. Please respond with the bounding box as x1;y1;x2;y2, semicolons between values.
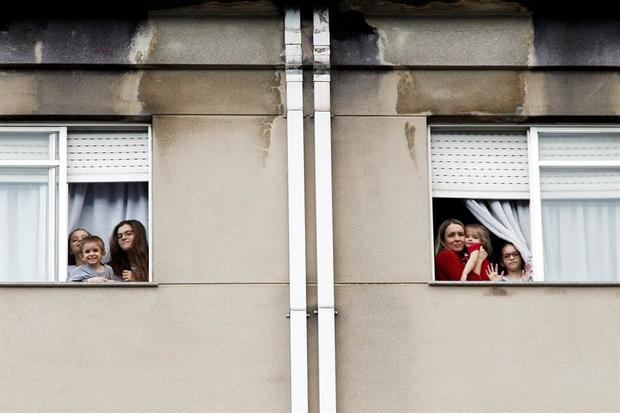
465;224;492;255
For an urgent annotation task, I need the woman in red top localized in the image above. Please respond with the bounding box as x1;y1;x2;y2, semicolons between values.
434;218;489;281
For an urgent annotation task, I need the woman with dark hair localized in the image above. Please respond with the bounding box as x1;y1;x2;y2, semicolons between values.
108;219;149;282
67;228;91;276
487;242;532;282
434;218;489;281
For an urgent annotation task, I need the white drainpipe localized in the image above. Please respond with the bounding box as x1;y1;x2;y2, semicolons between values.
285;8;309;413
313;8;337;413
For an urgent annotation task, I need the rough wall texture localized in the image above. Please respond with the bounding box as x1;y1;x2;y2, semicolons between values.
1;5;620;413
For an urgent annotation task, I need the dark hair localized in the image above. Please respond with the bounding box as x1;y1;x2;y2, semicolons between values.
499;242;524;271
79;235;105;254
109;220;149;281
68;228;91;265
435;218;465;255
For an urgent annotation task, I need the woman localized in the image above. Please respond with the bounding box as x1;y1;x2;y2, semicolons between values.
487;242;532;282
108;219;149;282
435;218;489;281
67;228;91;276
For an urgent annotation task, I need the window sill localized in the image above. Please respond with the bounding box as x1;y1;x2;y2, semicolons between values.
429;281;620;287
0;282;158;288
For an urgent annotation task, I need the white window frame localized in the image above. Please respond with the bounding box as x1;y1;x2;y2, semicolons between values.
429;124;620;282
0;123;152;282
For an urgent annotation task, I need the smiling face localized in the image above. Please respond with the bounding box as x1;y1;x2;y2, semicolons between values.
442;223;465;253
464;228;482;248
116;224;136;251
80;241;105;266
501;244;523;272
70;229;90;256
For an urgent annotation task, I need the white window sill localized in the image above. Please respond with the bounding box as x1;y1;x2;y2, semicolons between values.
0;282;158;288
429;281;620;287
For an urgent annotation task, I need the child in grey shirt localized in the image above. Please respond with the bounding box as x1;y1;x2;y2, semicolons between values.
68;235;121;282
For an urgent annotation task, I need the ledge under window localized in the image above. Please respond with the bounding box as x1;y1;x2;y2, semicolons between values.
0;282;158;288
429;281;620;287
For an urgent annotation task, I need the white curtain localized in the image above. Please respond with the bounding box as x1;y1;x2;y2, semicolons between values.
0;182;48;281
465;199;533;265
68;182;149;253
542;199;620;281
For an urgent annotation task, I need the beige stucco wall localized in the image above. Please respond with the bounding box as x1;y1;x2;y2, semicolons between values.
153;115;289;283
0;285;290;413
1;9;620;413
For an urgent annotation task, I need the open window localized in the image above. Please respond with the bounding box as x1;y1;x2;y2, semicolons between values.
0;125;151;282
430;126;620;282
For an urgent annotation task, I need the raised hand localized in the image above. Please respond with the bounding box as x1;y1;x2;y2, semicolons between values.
486;263;504;281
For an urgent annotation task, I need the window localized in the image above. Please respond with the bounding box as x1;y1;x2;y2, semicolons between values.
0;125;151;282
430;126;620;282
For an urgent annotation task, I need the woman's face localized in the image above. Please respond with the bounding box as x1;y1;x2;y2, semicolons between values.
116;224;136;251
70;230;89;256
501;245;523;272
442;223;465;253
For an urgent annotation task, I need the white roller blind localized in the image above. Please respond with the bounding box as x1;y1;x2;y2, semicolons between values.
538;132;620;161
430;129;529;199
0;132;54;160
538;131;620;199
67;129;149;182
540;168;620;199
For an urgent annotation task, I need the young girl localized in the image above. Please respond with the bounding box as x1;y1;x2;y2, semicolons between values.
461;223;492;281
108;219;149;282
487;242;533;282
68;235;118;282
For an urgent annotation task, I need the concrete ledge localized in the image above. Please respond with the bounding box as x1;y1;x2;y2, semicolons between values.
0;282;158;287
430;281;620;287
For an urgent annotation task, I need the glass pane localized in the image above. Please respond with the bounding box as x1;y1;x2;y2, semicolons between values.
0;168;50;281
67;182;149;281
540;167;620;199
0;132;57;161
542;198;620;281
538;132;620;162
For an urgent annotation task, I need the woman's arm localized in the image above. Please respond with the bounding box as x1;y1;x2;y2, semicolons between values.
435;250;465;281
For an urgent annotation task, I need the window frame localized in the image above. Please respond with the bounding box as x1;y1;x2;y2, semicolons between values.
428;124;620;282
0;123;152;283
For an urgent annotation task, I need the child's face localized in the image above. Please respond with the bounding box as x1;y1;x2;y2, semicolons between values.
80;242;105;266
465;229;482;247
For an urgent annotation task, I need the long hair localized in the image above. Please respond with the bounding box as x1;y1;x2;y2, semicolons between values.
499;242;524;272
109;219;149;281
435;218;465;255
68;228;91;265
465;223;493;256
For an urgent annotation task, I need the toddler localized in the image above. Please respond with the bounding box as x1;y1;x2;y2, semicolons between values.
461;224;492;281
68;235;119;282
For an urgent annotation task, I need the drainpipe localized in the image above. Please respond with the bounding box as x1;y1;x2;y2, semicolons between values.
285;8;309;413
313;8;337;413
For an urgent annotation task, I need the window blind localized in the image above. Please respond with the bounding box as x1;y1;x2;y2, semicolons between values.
430;129;530;199
67;129;149;182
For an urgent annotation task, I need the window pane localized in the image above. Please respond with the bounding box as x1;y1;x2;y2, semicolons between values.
0;132;57;161
0;168;49;281
542;198;620;281
539;132;620;162
68;181;149;252
540;167;620;199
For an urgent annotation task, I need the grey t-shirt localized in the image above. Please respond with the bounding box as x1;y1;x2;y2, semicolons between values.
68;264;121;282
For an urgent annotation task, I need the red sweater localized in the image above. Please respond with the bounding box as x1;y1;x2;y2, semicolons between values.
435;248;489;281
